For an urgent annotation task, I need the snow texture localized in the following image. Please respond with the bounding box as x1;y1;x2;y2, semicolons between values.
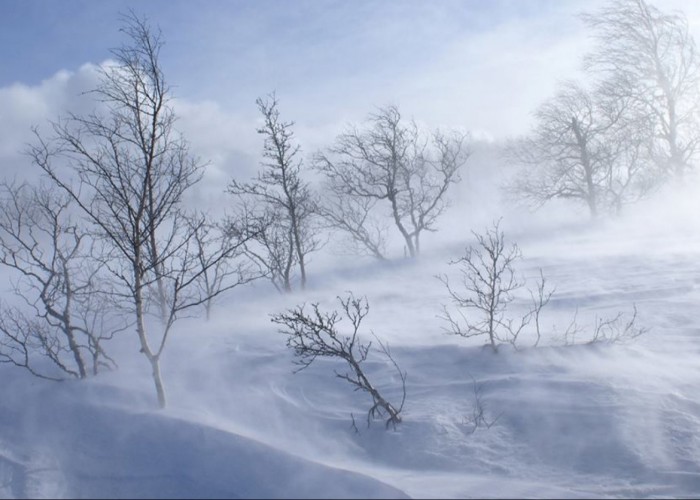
2;192;700;498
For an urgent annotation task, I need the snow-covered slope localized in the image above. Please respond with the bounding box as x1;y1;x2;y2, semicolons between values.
2;204;700;498
0;373;409;499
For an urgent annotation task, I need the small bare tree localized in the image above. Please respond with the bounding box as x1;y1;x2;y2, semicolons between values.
271;293;406;428
228;93;320;292
0;181;120;379
30;12;254;407
582;0;700;179
315;105;469;258
438;219;552;352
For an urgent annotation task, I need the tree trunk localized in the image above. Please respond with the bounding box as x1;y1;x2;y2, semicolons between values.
61;264;87;378
150;355;167;409
571;116;598;219
290;213;306;290
282;227;295;292
133;249;167;408
389;193;416;258
350;358;401;425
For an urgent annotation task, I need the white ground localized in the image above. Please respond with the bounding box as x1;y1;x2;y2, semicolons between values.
2;188;700;499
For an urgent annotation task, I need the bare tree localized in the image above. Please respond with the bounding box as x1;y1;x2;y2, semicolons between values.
315;105;469;258
438;219;552;352
508;82;611;218
0;181;120;379
228;93;320;292
271;293;406;428
507;81;656;218
582;0;700;179
29;12;253;407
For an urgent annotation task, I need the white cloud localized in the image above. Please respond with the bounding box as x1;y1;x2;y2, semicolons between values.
0;65;260;213
0;63;103;181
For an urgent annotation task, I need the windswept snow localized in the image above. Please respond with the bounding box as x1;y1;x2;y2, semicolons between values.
0;374;408;499
3;206;700;498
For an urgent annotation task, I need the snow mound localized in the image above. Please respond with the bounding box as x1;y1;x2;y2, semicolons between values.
0;377;407;499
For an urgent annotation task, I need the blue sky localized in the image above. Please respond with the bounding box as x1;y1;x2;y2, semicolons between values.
1;2;560;80
1;0;698;198
1;1;576;104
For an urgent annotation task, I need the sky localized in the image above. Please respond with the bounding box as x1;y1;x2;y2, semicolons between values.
1;1;579;88
1;0;699;204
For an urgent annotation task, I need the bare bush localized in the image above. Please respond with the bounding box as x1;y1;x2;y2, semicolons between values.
438;219;552;352
271;293;406;428
463;376;501;434
589;306;647;344
560;305;647;346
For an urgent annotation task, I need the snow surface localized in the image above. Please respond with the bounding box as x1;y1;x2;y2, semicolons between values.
3;189;700;498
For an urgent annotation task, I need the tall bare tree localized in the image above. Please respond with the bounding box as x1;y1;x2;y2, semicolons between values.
507;81;656;218
582;0;700;179
315;105;469;259
228;94;319;292
30;12;252;407
0;181;120;379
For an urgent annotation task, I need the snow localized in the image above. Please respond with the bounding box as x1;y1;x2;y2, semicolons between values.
3;191;700;498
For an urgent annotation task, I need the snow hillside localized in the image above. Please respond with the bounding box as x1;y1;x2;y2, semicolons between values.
3;208;700;498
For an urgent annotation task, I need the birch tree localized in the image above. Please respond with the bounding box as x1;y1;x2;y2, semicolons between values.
30;12;253;407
